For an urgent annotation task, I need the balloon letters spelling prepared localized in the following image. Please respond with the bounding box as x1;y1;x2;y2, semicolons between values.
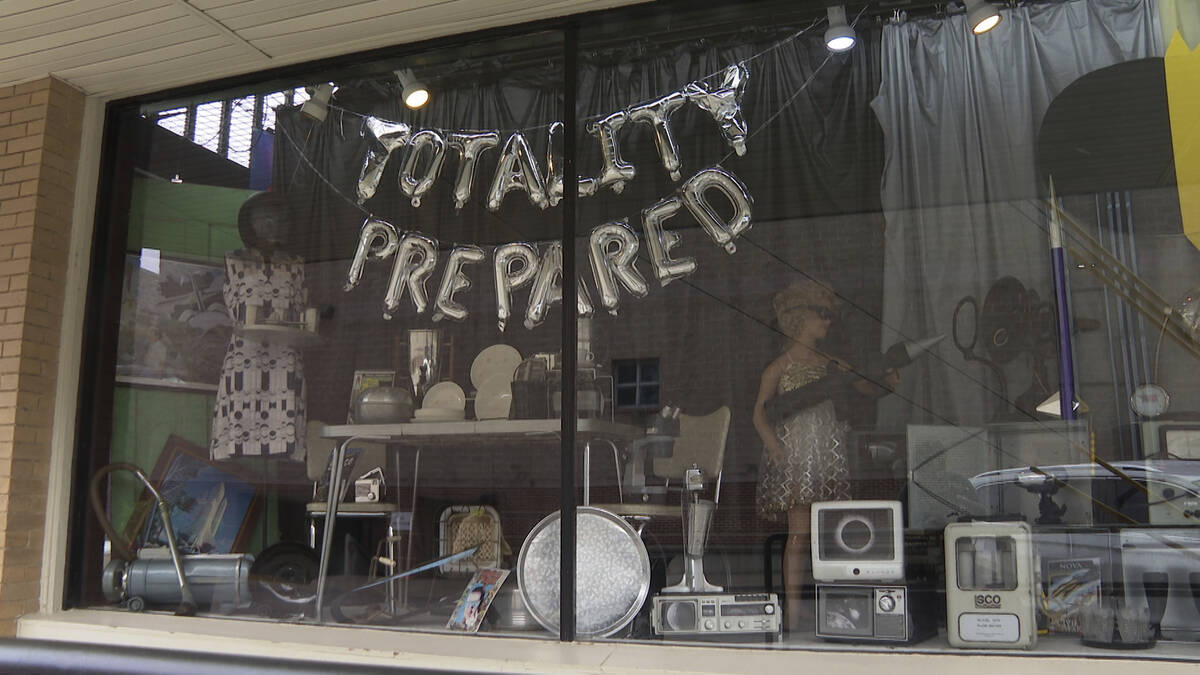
383;233;438;319
588;220;649;315
432;245;486;322
493;242;540;331
681;167;753;254
345;218;400;291
640;196;696;286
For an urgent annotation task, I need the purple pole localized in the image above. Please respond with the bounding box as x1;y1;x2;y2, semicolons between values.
1048;178;1076;419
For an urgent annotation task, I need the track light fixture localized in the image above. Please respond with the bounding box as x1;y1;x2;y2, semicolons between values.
396;69;430;109
965;0;1002;34
299;83;334;122
824;6;856;52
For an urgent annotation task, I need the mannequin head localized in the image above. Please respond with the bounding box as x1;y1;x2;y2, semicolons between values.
237;191;290;254
773;280;839;343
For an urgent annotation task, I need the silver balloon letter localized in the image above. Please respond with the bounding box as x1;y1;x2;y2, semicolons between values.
433;245;486;322
383;233;438;319
681;167;753;254
628;92;687;181
584;111;636;194
525;242;563;330
493;242;539;331
544;122;564;207
345;218;400;291
588;220;648;315
399;129;447;208
684;64;750;156
448;131;500;210
641;197;696;286
358;118;412;203
486;133;549;211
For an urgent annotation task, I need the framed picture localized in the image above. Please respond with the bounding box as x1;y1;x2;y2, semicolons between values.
126;435;263;554
348;369;396;422
115;253;231;391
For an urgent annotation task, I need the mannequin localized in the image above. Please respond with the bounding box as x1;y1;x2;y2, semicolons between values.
210;192;308;460
753;280;897;631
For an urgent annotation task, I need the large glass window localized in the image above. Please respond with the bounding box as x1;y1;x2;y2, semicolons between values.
70;0;1200;660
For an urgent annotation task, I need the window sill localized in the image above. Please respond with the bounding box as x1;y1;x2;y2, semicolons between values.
15;609;1199;673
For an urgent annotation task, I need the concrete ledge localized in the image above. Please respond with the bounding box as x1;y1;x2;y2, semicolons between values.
16;610;1200;674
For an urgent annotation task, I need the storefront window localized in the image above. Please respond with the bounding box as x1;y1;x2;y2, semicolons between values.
69;0;1200;659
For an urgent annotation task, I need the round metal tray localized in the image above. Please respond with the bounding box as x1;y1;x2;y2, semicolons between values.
516;506;650;638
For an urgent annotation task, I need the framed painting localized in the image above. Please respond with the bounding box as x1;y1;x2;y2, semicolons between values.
127;435;263;554
115;253;231;392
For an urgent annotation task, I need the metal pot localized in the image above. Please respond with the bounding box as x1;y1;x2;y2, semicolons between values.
487;583;538;631
352;386;414;424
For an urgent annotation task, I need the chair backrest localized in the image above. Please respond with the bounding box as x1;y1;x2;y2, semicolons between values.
650;406;731;483
304;420;388;483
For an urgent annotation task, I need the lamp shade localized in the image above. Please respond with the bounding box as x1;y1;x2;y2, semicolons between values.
824;6;856;52
396;69;430;109
966;0;1002;34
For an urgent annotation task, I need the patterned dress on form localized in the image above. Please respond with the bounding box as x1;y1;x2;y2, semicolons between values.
756;360;851;520
210;249;306;460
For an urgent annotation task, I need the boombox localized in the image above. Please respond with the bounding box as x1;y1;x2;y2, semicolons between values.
815;584;937;643
651;592;782;638
811;500;905;582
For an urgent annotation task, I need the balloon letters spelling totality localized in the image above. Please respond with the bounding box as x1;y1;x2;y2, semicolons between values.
357;118;412;203
399;130;447;208
544;122;564;207
584;111;636;195
448;131;500;210
487;132;550;211
383;233;438;319
628;92;687;182
493;242;540;331
345;218;400;291
681;167;753;254
588;220;649;315
432;245;486;322
640;197;697;285
684;64;750;157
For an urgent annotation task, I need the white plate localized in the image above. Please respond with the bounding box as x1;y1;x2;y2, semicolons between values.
470;344;522;390
413;407;465;421
422;381;466;411
474;373;513;420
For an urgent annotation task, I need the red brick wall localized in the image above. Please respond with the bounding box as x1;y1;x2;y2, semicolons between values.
0;77;84;634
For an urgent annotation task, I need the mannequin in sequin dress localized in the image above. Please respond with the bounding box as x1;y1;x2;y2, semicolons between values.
753;280;897;631
210;192;307;460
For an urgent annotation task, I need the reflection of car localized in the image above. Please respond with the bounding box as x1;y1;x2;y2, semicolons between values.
969;460;1200;526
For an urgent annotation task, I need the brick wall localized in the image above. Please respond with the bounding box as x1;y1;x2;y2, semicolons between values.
0;78;84;634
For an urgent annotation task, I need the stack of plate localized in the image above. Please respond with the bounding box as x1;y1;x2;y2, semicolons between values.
470;344;521;420
414;381;466;422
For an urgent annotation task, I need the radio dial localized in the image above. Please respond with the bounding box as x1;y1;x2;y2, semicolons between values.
704;620;714;630
764;604;774;614
878;594;896;612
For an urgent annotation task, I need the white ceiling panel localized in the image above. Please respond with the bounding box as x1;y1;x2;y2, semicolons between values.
0;0;649;99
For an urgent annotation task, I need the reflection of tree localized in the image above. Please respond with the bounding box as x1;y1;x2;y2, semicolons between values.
117;257;232;384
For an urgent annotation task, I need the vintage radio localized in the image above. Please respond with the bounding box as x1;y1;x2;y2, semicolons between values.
811;500;905;582
815;584;936;643
651;592;781;638
944;520;1038;649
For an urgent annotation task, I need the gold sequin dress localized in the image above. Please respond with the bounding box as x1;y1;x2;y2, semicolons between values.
757;360;851;520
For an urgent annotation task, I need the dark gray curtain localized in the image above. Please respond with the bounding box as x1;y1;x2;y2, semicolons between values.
872;0;1161;429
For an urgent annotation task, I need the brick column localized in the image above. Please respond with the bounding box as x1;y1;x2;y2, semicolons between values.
0;78;84;634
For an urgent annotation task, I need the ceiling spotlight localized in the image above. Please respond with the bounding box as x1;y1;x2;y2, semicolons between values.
965;0;1002;34
299;83;334;122
824;6;857;52
396;69;430;109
